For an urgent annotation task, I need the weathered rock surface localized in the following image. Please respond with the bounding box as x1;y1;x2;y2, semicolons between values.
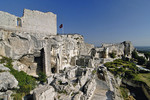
0;9;136;100
83;79;96;100
47;66;96;100
0;90;13;100
94;41;134;59
0;64;10;71
0;72;18;91
33;85;56;100
91;66;123;100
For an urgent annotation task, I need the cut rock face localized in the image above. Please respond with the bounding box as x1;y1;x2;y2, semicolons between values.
0;72;18;91
33;85;56;100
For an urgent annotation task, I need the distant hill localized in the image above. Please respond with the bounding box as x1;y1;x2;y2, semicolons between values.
135;46;150;51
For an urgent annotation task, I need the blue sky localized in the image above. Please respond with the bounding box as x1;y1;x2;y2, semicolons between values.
0;0;150;46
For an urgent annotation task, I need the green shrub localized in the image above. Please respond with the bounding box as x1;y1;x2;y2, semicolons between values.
120;86;130;99
117;67;125;73
137;56;146;65
58;90;67;95
146;61;150;69
109;51;116;58
92;69;97;75
12;93;25;100
10;69;36;94
125;71;136;79
132;50;138;59
38;72;47;83
104;59;138;78
144;52;150;60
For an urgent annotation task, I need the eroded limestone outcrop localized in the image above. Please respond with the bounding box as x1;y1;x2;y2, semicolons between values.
33;85;56;100
40;66;96;100
0;9;136;100
0;72;18;91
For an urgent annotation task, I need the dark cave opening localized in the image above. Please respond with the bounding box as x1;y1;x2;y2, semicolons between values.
34;48;45;74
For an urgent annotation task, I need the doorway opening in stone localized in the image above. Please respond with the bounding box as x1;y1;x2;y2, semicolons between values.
34;48;45;74
17;18;22;27
51;67;57;73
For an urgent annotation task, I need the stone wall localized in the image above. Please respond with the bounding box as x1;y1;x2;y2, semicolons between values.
95;41;134;59
21;9;57;35
0;9;57;36
49;34;94;71
0;11;17;28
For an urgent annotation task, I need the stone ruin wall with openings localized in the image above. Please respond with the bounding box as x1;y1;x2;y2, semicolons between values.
0;9;57;36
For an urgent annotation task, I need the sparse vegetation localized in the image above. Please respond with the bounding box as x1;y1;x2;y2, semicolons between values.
137;56;146;65
104;59;138;78
133;73;150;87
72;82;77;87
58;90;67;95
92;69;97;75
105;57;150;99
131;50;147;65
120;86;130;99
146;61;150;69
138;50;150;60
132;50;138;59
109;51;116;58
120;85;136;100
58;80;62;85
0;56;37;99
38;72;47;83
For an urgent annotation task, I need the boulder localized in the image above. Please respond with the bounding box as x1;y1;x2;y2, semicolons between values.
73;91;83;100
66;66;78;79
83;79;96;100
0;64;10;71
0;72;18;90
0;90;13;100
33;85;56;100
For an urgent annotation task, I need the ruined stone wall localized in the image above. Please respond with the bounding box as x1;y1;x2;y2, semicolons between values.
94;41;134;59
0;9;57;36
49;34;94;71
0;11;17;28
21;9;57;35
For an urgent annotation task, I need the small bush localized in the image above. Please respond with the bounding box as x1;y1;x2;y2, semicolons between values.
132;50;138;59
104;59;138;78
58;90;67;95
12;93;25;100
125;71;136;79
109;51;116;58
92;69;97;75
146;61;150;69
137;56;146;65
120;86;130;99
38;72;47;83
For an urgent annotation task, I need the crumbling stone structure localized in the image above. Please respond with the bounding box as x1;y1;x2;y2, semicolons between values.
0;9;134;78
0;9;94;77
0;9;57;36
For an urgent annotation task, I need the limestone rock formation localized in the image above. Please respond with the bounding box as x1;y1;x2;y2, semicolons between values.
0;64;10;71
0;72;18;91
0;9;136;100
94;41;134;60
48;66;96;100
33;85;56;100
